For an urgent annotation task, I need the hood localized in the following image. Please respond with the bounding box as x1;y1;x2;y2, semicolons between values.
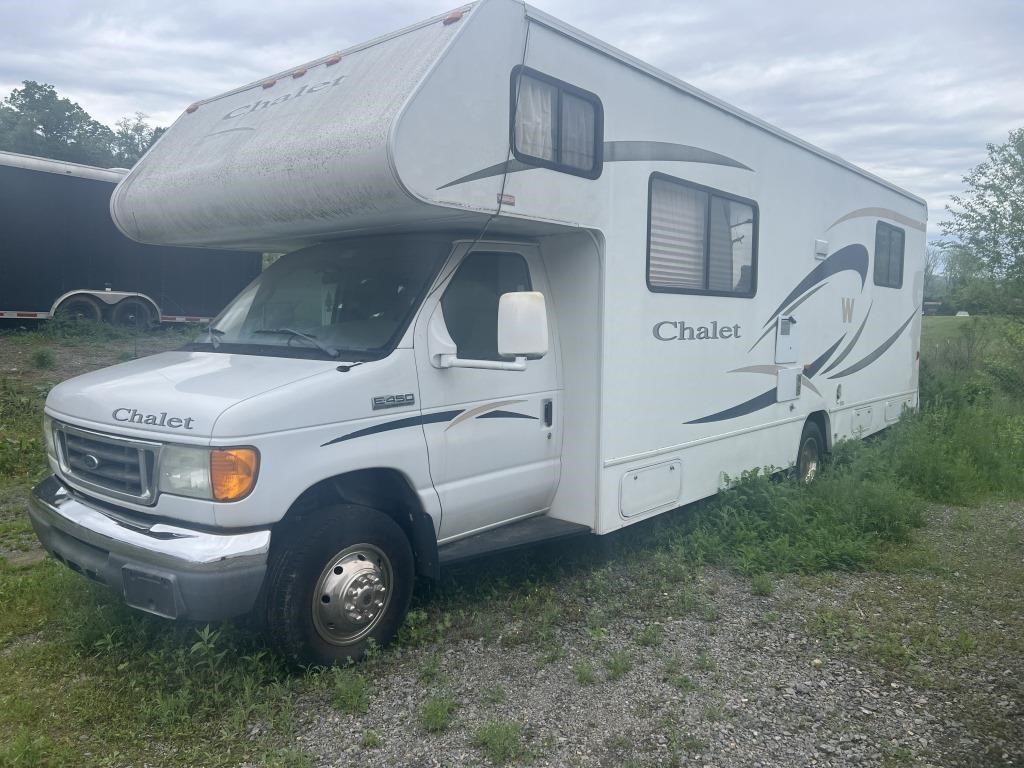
46;351;334;439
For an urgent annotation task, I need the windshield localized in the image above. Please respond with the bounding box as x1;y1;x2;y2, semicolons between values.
189;236;449;360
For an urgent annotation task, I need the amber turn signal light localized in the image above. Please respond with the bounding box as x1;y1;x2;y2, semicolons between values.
210;447;259;502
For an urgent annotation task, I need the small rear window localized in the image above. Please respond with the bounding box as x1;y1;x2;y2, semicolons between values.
511;66;603;179
874;221;905;288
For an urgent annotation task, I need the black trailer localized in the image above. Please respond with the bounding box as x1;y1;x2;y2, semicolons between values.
0;151;261;325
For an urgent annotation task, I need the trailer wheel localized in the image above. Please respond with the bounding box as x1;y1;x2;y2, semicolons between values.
54;295;102;323
112;298;153;329
796;421;824;483
265;505;414;667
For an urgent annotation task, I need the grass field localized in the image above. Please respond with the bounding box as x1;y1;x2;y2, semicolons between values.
0;316;1021;766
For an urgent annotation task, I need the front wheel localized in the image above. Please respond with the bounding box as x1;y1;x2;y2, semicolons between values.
796;421;825;483
265;505;414;666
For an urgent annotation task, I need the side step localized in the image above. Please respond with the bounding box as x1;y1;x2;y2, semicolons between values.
438;516;591;567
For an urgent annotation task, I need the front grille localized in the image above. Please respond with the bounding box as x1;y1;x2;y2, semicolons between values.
54;423;159;505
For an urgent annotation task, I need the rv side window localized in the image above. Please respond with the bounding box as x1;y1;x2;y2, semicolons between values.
647;174;757;297
873;221;905;288
441;252;532;361
511;66;603;179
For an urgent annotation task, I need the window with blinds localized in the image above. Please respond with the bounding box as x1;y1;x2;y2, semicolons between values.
873;221;905;288
647;174;757;297
511;66;603;179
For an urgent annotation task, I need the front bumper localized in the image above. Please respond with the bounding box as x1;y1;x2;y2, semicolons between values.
28;475;270;621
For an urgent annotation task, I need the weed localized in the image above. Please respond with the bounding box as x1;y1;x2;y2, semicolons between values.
882;742;913;766
332;668;369;714
263;748;315;768
604;650;633;680
703;700;726;722
699;603;721;622
672;732;708;753
30;348;56;370
667;673;695;693
481;684;507;705
419;695;458;733
361;730;382;749
636;624;664;647
751;573;774;596
472;720;523;765
538;641;567;665
955;630;977;655
693;651;716;672
417;651;443;684
573;660;596;686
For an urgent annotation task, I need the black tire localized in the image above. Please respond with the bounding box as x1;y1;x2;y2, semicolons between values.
265;505;414;667
54;295;102;323
796;420;825;483
111;298;153;329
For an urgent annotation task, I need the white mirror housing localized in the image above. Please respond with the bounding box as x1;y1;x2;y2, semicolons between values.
498;291;548;359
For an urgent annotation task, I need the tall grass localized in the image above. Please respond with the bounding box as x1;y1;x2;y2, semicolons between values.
673;316;1024;576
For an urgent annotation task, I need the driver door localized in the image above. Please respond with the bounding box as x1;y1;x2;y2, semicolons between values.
413;243;561;541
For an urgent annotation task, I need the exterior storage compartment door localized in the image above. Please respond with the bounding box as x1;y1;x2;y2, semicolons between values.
619;460;682;518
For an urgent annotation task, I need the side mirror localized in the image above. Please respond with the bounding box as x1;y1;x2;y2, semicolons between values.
498;291;548;359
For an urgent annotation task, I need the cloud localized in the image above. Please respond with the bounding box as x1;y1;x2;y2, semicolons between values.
1;0;1021;238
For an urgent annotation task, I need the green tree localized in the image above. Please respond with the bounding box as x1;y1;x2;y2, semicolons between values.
941;128;1024;284
111;112;166;167
0;81;165;167
0;81;115;165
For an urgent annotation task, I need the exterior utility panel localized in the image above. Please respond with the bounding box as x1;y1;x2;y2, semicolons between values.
37;0;925;665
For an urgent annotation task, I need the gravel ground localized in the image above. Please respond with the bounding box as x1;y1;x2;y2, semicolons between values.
291;563;1022;768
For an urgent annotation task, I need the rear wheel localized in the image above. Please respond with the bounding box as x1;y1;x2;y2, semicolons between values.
111;298;153;329
265;505;414;667
796;421;825;483
54;295;102;323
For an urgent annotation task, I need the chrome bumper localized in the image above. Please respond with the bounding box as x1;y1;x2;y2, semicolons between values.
28;475;270;621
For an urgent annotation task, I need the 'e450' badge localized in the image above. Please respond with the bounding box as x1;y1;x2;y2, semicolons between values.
372;393;415;410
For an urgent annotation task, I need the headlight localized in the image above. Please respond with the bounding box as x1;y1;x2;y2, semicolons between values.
42;414;57;460
158;445;259;502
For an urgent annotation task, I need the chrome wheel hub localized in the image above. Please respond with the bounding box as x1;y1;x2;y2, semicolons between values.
312;545;392;645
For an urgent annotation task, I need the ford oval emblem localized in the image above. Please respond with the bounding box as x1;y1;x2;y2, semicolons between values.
82;454;100;470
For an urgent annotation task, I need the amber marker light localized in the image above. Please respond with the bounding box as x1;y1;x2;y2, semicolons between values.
210;448;260;502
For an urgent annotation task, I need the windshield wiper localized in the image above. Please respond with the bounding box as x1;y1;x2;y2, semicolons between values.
205;325;225;348
252;328;339;358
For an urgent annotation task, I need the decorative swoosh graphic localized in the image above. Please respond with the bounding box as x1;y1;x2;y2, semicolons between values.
321;410;462;447
827;309;917;379
748;283;829;352
697;336;845;423
686;387;778;425
729;364;823;398
805;336;846;378
820;301;873;375
321;403;539;446
438;140;751;190
827;207;926;233
445;399;526;430
763;244;868;328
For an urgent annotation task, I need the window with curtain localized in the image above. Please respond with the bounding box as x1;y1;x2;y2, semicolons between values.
512;67;602;178
873;221;905;288
647;174;757;297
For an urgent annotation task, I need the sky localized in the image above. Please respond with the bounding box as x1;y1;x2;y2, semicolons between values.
1;0;1021;240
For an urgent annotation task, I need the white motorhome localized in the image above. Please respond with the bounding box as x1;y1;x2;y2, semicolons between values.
29;0;926;665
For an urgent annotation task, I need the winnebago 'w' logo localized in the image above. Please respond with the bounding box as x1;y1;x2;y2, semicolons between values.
841;297;856;323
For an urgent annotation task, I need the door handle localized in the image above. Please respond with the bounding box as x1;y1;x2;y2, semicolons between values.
543;399;553;427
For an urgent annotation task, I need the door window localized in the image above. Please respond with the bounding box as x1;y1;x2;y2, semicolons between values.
441;252;532;361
